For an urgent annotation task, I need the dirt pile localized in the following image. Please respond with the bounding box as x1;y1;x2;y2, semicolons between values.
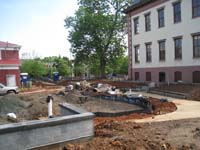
0;95;30;116
65;120;174;150
0;93;66;123
65;118;200;150
193;128;200;139
149;98;177;115
64;91;89;105
189;88;200;101
94;113;152;125
18;93;64;120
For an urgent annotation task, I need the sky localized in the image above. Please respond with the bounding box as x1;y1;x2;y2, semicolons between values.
0;0;78;59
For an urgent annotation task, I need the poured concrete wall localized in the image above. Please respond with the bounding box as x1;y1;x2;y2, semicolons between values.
0;103;94;150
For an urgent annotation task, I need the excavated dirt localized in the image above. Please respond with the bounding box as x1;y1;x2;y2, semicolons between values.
0;84;199;150
0;92;142;123
0;89;176;124
149;97;177;115
65;118;200;150
189;88;200;101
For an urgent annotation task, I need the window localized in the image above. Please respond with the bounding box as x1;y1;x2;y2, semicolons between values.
134;17;139;34
174;71;182;82
145;13;151;31
158;8;165;28
134;45;140;63
135;72;140;81
193;34;200;58
159;40;166;61
146;72;151;81
173;1;181;23
146;43;152;62
192;0;200;18
193;71;200;83
174;37;182;59
159;72;166;82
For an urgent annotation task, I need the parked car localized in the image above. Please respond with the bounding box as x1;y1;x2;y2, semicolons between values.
0;83;19;95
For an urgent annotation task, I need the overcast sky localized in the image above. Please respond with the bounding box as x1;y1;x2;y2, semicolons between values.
0;0;78;59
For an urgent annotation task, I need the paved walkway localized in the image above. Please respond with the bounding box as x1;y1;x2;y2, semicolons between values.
132;92;200;123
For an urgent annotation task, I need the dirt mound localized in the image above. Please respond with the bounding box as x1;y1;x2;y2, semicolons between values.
63;90;89;105
65;120;174;150
18;93;63;120
149;97;177;115
189;88;200;101
0;95;30;116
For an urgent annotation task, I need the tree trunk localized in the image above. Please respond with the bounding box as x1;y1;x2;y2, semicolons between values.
100;57;106;78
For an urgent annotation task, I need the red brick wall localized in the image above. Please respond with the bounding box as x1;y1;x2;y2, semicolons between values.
131;65;200;84
1;50;19;60
127;14;133;80
0;70;20;86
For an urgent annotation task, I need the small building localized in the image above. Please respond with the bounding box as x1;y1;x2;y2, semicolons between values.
0;41;21;86
124;0;200;84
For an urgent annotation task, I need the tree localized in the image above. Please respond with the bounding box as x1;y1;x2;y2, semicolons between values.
43;56;72;77
56;58;71;77
65;0;130;77
112;55;128;74
21;60;47;78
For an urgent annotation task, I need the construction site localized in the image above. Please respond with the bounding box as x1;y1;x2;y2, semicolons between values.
0;79;200;150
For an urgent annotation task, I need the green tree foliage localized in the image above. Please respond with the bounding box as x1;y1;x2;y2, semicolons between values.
65;0;130;77
74;62;85;77
56;58;71;76
43;56;72;77
21;56;72;78
21;60;47;78
112;55;128;74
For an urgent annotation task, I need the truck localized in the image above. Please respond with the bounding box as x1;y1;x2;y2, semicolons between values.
0;83;19;95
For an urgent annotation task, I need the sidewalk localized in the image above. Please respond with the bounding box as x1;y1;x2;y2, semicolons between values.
131;92;200;123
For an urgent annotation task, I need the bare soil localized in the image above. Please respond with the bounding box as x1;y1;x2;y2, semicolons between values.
1;81;199;150
0;88;176;124
65;118;200;150
0;91;144;123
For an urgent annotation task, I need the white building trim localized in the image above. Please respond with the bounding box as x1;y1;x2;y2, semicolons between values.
0;47;20;51
0;66;19;70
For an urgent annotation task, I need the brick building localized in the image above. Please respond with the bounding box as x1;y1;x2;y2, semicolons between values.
0;41;21;86
124;0;200;84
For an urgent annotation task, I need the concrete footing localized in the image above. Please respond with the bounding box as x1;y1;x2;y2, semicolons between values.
0;103;94;150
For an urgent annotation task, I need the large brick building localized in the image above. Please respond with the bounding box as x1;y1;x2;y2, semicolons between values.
124;0;200;84
0;41;21;86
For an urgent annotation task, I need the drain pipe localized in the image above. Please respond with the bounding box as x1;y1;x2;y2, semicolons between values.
46;95;54;118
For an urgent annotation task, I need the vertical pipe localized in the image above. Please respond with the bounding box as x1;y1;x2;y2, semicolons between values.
48;99;53;117
46;95;53;118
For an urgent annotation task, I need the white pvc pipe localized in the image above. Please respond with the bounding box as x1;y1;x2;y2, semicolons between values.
48;99;53;118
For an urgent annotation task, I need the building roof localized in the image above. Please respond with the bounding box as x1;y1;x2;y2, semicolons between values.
123;0;157;14
0;41;21;48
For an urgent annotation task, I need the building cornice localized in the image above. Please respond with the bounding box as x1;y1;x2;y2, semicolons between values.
124;0;169;16
123;0;157;14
